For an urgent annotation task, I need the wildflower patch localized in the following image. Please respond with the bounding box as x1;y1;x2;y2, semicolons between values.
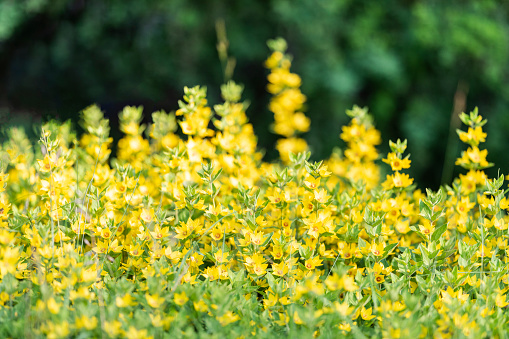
0;39;506;338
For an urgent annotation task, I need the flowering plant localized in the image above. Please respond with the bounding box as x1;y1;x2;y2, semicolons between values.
0;39;506;339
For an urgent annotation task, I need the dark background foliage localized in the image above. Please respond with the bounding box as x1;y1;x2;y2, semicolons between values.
2;0;509;189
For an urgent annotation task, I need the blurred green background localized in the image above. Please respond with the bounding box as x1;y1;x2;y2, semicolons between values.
1;0;509;189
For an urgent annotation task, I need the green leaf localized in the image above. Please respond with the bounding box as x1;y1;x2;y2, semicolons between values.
260;232;274;248
382;243;398;258
415;275;427;289
458;256;468;267
265;272;276;290
431;223;447;242
358;237;367;250
419;199;432;220
299;245;311;260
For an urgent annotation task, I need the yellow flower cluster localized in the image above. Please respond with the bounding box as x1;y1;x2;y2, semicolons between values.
0;39;508;338
266;38;310;163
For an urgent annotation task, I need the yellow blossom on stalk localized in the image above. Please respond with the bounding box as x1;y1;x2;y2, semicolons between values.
265;39;310;163
456;146;490;169
382;152;411;171
458;126;486;146
272;261;289;277
174;291;189;306
46;298;61;314
104;321;123;338
325;273;343;291
129;243;143;257
146;293;165;308
217;311;240;326
175;223;191;240
140;208;155;223
246;253;268;276
116;294;137;307
456;196;475;215
213;249;229;264
419;220;434;237
304;176;320;190
304;256;323;270
335;302;353;317
194;299;208;312
383;172;414;189
369;242;385;257
37;155;54;172
359;307;376;321
75;316;98;330
150;224;170;240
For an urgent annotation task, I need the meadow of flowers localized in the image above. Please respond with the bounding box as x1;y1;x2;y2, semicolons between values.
0;39;508;339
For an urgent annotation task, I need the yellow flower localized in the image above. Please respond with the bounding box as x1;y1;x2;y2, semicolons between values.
75;315;98;330
194;299;208;312
109;239;123;253
496;294;509;308
213;249;229;264
104;321;122;338
174;224;191;240
249;231;265;246
304;256;323;270
140;208;155;223
313;189;330;204
359;307;376;321
458;126;487;146
293;311;304;325
150;224;170;240
392;172;414;188
245;253;268;276
304;176;320;190
174;291;189;306
418;220;434;237
325;273;343;291
272;262;289;277
217;311;240;326
116;294;137;307
146;293;165;308
125;327;153;339
271;245;284;260
46;297;61;314
334;301;353;316
382;152;411;171
99;227;112;239
343;276;359;292
37;155;54;172
456;196;475;215
263;292;278;308
129;243;143;257
370;242;385;257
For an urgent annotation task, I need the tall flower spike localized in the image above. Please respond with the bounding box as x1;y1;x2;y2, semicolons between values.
266;38;310;163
